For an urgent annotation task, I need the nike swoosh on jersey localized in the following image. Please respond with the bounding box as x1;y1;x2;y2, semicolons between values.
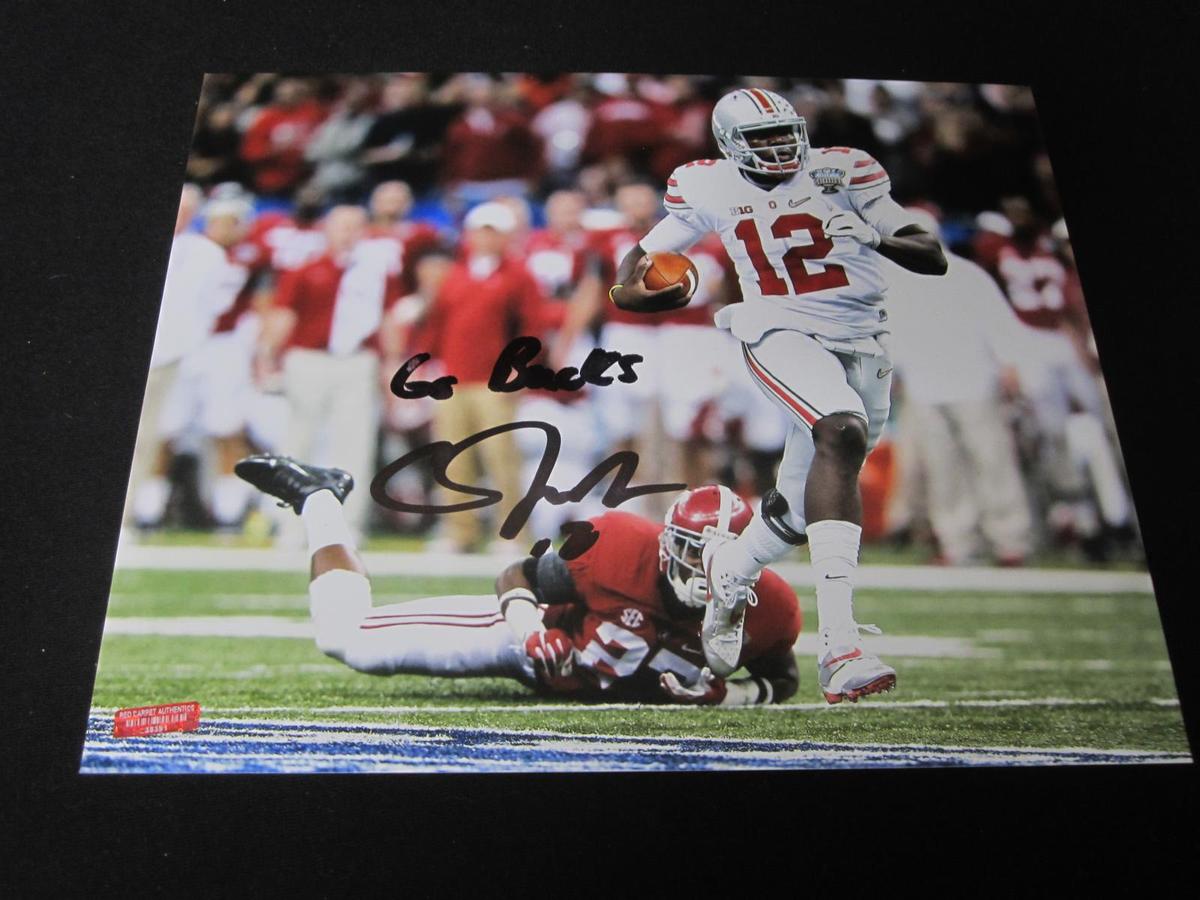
788;197;811;207
876;367;893;378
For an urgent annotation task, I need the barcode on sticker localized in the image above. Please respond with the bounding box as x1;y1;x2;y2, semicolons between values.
113;702;201;738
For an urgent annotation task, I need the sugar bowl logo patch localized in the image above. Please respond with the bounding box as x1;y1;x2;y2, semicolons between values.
621;608;644;628
810;167;846;193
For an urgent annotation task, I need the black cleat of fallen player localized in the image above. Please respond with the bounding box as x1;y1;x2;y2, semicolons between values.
234;454;354;515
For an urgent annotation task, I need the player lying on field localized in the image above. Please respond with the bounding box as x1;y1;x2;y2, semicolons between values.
235;454;802;705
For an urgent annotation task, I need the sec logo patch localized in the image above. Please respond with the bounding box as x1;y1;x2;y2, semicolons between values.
621;608;644;628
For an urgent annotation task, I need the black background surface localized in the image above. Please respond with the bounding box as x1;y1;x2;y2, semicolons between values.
1;0;1197;890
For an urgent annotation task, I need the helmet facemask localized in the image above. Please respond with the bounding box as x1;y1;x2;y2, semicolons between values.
659;522;738;609
733;121;809;175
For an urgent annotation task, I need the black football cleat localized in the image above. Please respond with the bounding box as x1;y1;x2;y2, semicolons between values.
234;454;354;515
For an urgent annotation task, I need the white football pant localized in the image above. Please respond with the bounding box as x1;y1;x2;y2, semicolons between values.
158;318;259;441
740;328;893;535
281;348;381;539
309;570;537;684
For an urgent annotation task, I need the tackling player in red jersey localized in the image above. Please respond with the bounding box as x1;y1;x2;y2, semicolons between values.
234;455;802;706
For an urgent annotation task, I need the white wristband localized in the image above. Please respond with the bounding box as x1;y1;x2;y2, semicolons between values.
499;588;543;640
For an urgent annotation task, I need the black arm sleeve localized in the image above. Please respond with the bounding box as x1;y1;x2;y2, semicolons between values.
521;551;582;606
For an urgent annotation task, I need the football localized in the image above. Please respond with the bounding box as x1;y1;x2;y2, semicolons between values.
643;251;700;303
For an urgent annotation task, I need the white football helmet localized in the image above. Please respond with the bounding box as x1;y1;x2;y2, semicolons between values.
711;88;809;176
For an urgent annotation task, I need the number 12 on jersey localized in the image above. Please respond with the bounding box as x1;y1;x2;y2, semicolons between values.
733;213;850;296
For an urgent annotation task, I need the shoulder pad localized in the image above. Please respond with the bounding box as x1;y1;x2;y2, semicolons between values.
666;159;728;212
808;147;890;194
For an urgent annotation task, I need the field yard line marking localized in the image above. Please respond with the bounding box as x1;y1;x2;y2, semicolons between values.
84;713;1191;760
92;697;1181;715
112;545;1154;594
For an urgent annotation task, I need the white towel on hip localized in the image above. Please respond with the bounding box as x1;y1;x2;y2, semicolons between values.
327;245;390;356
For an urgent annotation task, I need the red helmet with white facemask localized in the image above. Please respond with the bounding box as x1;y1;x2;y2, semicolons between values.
659;485;753;608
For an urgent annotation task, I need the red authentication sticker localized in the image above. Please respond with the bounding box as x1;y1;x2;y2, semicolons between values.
113;702;201;738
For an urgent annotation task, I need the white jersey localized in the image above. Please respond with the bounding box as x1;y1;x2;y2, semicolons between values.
640;150;921;343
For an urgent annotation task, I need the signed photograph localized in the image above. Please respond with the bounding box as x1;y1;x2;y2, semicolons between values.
81;71;1189;773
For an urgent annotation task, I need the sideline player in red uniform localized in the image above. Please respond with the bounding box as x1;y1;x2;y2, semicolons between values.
234;455;802;706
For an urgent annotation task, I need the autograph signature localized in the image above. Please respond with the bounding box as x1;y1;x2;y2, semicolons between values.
370;421;684;555
390;337;643;401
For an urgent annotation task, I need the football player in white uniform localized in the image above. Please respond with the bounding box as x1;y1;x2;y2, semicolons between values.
610;88;946;703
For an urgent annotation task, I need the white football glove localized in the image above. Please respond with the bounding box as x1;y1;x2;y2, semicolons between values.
822;210;881;248
659;667;728;705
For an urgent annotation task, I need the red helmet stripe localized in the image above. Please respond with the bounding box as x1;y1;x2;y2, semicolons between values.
741;88;769;113
749;88;776;113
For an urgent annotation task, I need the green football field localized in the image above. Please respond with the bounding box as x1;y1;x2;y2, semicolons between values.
84;566;1191;769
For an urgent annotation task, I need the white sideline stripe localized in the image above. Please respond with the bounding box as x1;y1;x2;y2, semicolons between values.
99;617;991;657
112;545;1154;594
91;697;1181;715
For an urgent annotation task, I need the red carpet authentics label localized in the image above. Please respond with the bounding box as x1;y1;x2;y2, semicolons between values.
113;702;201;738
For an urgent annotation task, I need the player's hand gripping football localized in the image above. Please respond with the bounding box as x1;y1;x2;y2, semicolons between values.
822;210;881;248
659;667;729;705
525;629;575;684
611;255;690;312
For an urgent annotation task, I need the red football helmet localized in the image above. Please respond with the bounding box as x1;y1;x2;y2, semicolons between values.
660;485;753;608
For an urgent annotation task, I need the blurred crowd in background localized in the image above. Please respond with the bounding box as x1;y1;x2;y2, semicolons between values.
121;72;1141;565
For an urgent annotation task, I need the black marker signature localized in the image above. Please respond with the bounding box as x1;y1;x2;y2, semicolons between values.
529;520;602;561
370;420;684;542
390;337;643;401
488;336;642;393
390;352;457;400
